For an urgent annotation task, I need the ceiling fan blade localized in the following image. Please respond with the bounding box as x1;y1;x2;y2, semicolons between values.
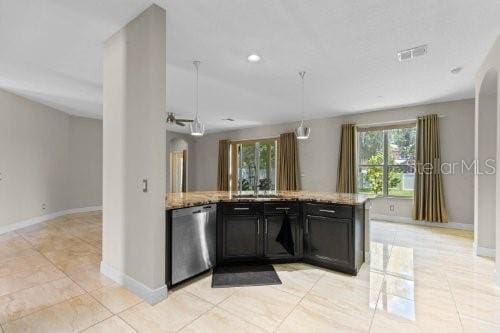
176;119;193;123
175;120;186;127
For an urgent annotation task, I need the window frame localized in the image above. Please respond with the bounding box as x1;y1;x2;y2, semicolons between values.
229;138;279;192
357;123;416;198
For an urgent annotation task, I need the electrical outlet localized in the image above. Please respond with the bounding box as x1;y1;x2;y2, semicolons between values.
42;203;47;210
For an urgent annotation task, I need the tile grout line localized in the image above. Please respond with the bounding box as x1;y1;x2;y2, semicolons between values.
10;213;114;332
80;313;138;333
172;291;217;332
444;272;465;333
368;227;396;332
213;291;278;332
34;216;121;332
1;227;94;326
273;269;327;332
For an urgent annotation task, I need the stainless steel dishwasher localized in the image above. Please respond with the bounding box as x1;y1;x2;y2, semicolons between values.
171;204;217;285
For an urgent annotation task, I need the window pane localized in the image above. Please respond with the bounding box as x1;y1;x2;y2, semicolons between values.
257;142;276;191
235;141;277;193
358;166;384;196
238;143;257;191
388;165;414;197
388;127;416;165
358;130;384;165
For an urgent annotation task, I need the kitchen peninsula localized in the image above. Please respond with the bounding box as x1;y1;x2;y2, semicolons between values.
166;191;371;287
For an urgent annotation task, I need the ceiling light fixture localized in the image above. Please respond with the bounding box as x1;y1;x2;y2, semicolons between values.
190;60;205;136
247;54;261;63
295;71;310;140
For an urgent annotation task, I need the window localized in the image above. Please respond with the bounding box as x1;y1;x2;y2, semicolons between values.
357;125;416;197
230;139;278;192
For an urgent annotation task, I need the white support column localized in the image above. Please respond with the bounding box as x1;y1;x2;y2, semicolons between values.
102;4;167;304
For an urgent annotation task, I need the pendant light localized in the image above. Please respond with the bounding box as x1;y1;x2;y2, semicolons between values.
190;60;205;136
295;71;310;140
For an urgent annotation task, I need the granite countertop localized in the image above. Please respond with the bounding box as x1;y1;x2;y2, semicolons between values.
166;191;372;210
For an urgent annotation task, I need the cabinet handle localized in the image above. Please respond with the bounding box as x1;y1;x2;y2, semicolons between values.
319;209;336;214
257;219;260;234
265;218;268;234
305;218;309;234
192;210;203;214
234;207;250;211
276;207;290;210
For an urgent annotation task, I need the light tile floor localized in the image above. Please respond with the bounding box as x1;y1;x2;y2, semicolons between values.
0;212;498;332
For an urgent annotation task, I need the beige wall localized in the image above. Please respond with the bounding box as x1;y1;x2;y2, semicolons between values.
192;117;343;192
68;116;103;209
0;89;102;230
192;99;475;225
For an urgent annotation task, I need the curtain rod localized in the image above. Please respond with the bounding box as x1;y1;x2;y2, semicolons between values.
355;115;445;128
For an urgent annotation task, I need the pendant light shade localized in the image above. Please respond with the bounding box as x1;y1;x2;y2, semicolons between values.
190;113;205;136
295;120;311;140
190;60;205;136
295;71;310;140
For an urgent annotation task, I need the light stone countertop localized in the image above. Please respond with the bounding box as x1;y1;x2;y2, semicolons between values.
166;191;373;210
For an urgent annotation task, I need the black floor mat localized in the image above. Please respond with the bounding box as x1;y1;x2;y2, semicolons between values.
212;264;282;288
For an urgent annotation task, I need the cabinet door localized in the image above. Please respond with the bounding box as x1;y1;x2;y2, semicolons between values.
263;215;298;259
222;215;261;260
304;215;352;268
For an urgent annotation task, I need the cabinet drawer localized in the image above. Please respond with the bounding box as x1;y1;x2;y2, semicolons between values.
223;203;262;215
264;202;300;215
305;203;352;219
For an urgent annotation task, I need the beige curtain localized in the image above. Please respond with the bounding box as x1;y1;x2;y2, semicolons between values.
217;140;230;191
336;124;357;193
278;133;300;191
413;114;448;222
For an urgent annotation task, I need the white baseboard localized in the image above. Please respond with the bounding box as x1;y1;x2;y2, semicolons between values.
0;206;102;235
370;214;473;231
65;206;102;215
100;261;167;305
473;242;496;258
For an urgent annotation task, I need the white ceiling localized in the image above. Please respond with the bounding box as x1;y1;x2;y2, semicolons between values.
1;0;500;133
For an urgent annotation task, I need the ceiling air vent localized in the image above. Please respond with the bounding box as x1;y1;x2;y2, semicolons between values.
397;45;428;62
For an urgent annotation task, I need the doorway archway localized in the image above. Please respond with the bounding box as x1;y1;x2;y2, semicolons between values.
169;138;189;193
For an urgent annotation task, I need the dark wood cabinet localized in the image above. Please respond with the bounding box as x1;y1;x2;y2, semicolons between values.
263;214;299;259
217;201;364;275
221;214;262;261
303;203;364;274
304;215;352;267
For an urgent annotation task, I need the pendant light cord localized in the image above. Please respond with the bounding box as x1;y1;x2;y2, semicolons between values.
193;60;200;118
299;71;306;125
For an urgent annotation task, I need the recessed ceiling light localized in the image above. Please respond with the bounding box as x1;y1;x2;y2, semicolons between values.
451;67;463;74
247;54;261;63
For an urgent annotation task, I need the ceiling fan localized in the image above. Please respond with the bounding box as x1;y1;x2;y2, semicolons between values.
166;112;193;127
